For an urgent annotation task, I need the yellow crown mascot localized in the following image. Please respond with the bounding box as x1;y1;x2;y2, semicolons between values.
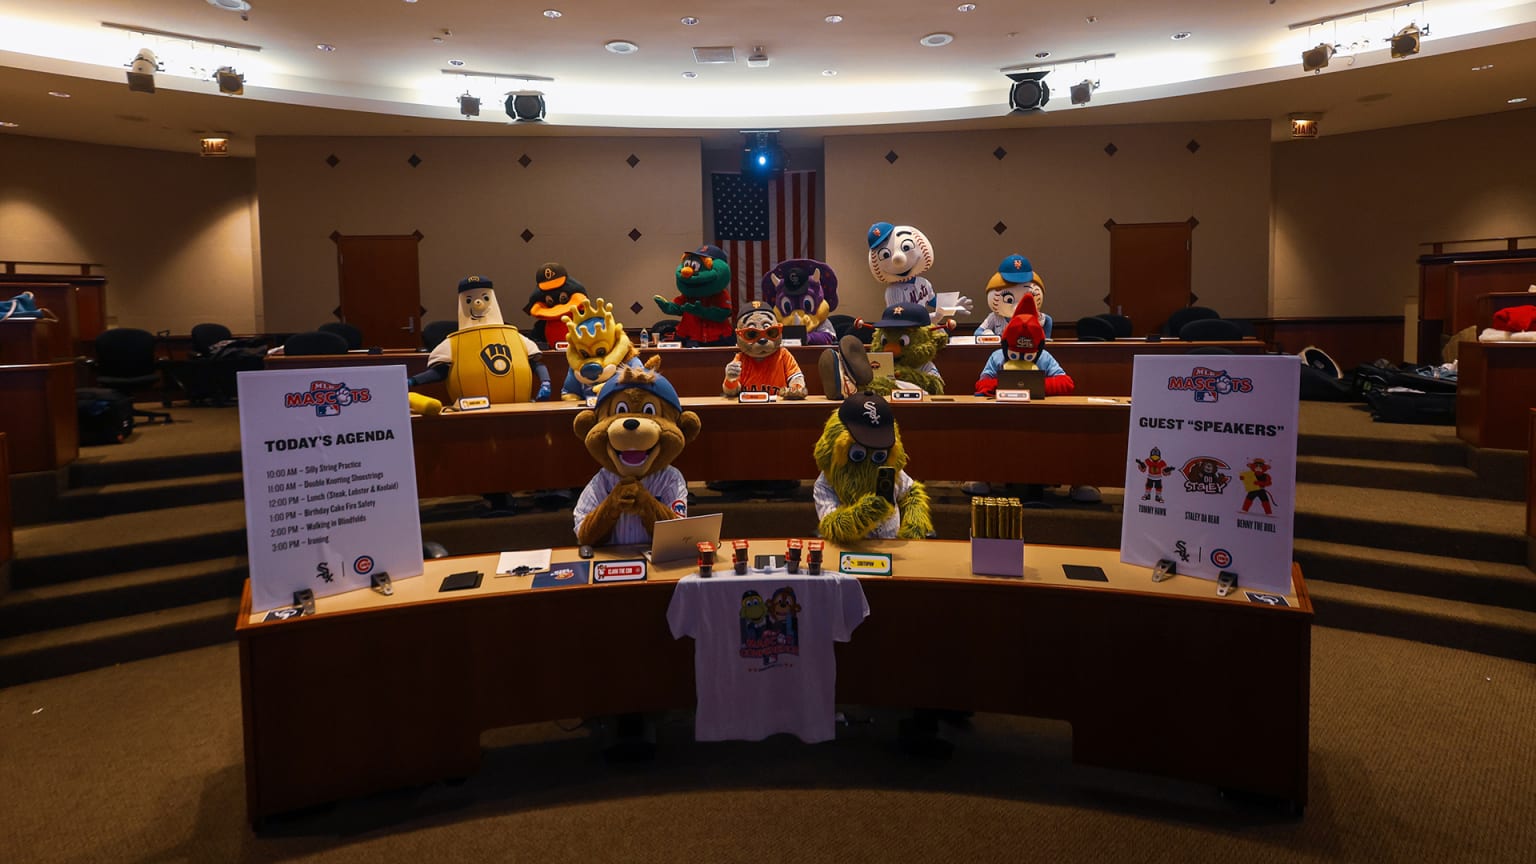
560;298;642;401
407;275;550;414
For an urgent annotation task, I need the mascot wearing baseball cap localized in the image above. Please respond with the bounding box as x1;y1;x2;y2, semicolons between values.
654;244;735;346
522;262;588;348
973;294;1074;398
867;221;971;325
407;275;550;414
723;301;809;399
760;258;840;346
812;391;932;542
975;254;1051;339
572;359;702;546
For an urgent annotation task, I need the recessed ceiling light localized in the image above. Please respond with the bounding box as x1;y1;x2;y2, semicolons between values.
206;0;251;12
1171;32;1191;41
404;0;418;4
957;3;977;11
449;59;465;66
680;16;699;26
825;15;843;24
1510;97;1529;104
682;71;698;78
432;36;444;44
822;69;838;76
1471;64;1494;71
48;91;70;98
1085;16;1098;23
316;43;336;52
543;9;561;18
0;121;18;128
1035;51;1050;58
605;40;639;54
919;33;954;48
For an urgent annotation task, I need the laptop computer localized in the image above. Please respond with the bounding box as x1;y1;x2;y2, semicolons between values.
779;324;808;343
996;368;1047;399
643;512;724;564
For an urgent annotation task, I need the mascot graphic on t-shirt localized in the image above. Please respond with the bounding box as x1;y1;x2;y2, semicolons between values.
739;587;801;667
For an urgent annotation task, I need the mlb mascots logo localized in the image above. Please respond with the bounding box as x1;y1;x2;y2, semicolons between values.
284;380;372;417
1166;366;1254;403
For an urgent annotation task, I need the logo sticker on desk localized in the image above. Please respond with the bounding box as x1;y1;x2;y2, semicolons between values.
1244;591;1289;607
838;552;891;575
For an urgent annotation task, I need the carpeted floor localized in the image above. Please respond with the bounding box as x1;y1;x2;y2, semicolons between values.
0;626;1531;863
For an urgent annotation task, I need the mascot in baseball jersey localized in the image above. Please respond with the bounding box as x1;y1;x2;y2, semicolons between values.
407;275;550;415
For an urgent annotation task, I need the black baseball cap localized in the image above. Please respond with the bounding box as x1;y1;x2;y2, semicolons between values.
838;391;896;449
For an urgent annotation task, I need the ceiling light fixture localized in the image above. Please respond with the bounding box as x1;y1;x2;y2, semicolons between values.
1006;70;1050;112
747;46;770;68
1471;64;1493;71
682;71;698;78
449;59;465;66
216;66;245;95
1070;79;1099;105
543;9;562;18
1301;43;1334;72
205;0;251;14
1510;97;1529;104
681;17;699;25
1390;23;1421;58
458;93;480;116
825;15;843;24
823;69;838;76
920;33;955;47
1171;32;1192;41
126;48;159;93
957;4;977;11
605;40;639;54
506;91;547;122
0;121;19;128
1035;51;1050;58
101;21;263;53
48;91;71;98
316;43;335;52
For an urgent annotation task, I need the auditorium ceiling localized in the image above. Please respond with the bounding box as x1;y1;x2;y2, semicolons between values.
0;1;1533;156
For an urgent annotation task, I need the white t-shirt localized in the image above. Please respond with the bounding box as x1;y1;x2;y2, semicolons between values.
572;466;687;545
667;574;869;743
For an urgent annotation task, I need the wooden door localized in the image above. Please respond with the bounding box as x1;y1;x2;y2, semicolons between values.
1107;221;1193;336
334;234;422;349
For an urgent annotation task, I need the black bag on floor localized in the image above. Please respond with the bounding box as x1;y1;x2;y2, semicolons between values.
1365;389;1456;425
1388;367;1457;395
1351;362;1396;401
76;387;134;444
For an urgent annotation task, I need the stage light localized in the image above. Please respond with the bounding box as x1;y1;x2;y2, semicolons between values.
505;90;546;121
126;48;158;93
1301;43;1334;73
1006;70;1050;112
740;130;786;181
1391;23;1421;58
458;93;481;117
1069;79;1098;106
216;66;245;95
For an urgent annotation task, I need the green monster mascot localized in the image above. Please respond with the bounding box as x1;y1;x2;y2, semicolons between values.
812;391;932;542
653;244;735;346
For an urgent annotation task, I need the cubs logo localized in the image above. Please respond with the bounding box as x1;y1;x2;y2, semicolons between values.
480;342;513;376
1210;547;1234;568
671;498;688;516
1166;366;1254;403
353;555;375;576
1180;456;1231;495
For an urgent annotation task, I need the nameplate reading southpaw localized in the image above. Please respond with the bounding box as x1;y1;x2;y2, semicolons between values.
738;391;776;403
838;551;892;576
456;396;491;411
593;559;648;583
890;389;924;402
996;390;1032;403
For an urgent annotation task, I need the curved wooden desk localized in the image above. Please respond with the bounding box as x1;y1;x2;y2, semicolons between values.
238;540;1311;823
410;395;1132;495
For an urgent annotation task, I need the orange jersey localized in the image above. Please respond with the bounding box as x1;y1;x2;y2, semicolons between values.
728;349;805;394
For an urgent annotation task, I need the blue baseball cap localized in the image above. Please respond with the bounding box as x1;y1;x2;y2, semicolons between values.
458;275;493;292
871;303;931;329
998;255;1034;284
867;222;895;249
596;369;682;413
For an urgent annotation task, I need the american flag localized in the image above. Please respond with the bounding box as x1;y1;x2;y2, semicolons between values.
711;170;817;310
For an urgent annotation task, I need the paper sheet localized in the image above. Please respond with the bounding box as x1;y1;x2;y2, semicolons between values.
496;548;553;575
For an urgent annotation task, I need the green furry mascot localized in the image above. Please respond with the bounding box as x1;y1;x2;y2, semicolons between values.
812;392;932;542
867;303;949;396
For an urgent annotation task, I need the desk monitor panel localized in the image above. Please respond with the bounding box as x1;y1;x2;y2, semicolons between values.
780;325;807;343
996;369;1046;399
644;512;723;564
868;351;896;379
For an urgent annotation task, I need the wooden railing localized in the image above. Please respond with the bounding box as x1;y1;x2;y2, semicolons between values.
1418;236;1536;256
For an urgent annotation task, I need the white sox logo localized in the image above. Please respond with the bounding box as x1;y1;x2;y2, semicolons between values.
863;402;882;424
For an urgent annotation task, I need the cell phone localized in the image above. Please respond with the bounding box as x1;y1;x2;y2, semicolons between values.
875;466;896;504
439;570;483;592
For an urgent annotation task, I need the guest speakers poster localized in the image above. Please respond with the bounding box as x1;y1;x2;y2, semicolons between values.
238;366;423;612
1120;356;1299;595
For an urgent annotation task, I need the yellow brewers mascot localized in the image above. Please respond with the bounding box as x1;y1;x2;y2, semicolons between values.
407;275;551;414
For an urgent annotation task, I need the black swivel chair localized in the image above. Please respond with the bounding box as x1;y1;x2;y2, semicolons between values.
1179;318;1245;342
318;321;363;350
1163;306;1221;338
829;313;873;344
648;319;680;342
94;328;173;424
1096;313;1134;338
283;330;352;356
1074;316;1118;342
190;322;233;356
421;319;455;352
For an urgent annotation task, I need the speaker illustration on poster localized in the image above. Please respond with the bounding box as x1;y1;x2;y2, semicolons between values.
238;365;424;612
1120;356;1299;595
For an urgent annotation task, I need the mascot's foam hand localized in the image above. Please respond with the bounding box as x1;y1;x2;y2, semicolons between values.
408;392;443;416
652;294;684;317
896;483;933;540
537;380;551;401
1044;374;1075;397
973;376;998;398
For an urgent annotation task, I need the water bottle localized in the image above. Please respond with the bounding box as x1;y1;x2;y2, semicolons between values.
640;328;650;349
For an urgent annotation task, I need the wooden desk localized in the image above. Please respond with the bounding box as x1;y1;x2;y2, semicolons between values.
237;541;1311;823
1455;341;1536;451
1527;410;1535;571
0;433;11;594
0;318;58;363
263;351;445;403
0;362;78;473
411;395;1131;495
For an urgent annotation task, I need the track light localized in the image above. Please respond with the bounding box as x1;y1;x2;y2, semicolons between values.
1069;79;1099;106
505;90;545;121
1006;70;1050;112
1391;23;1421;58
126;48;158;93
1301;43;1334;72
458;93;481;117
216;66;244;95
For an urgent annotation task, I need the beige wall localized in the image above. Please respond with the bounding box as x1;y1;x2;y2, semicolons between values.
0;134;259;333
1272;107;1536;318
255;136;702;336
824;121;1272;327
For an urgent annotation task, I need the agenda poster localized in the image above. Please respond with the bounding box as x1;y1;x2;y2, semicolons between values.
1120;355;1300;595
238;366;423;612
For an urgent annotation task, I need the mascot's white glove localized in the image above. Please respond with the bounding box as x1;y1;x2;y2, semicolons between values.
954;294;975;315
725;360;742;380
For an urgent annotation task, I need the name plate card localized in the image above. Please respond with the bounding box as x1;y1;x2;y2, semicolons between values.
996;390;1032;402
738;391;776;403
890;389;924;401
657;341;684;349
593;559;648;583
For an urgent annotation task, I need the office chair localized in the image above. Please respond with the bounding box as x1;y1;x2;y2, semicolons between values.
829;313;873;344
1096;313;1134;338
1074;316;1117;342
318;321;363;350
190;322;233;356
648;319;680;342
1179;318;1244;342
421;319;455;352
1187;346;1237;355
1163;306;1220;338
93;327;172;424
283;330;352;356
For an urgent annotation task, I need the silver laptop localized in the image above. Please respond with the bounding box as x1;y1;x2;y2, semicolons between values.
643;512;723;564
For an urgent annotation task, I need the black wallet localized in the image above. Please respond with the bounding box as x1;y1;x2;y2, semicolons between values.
1062;564;1109;582
439;570;484;592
